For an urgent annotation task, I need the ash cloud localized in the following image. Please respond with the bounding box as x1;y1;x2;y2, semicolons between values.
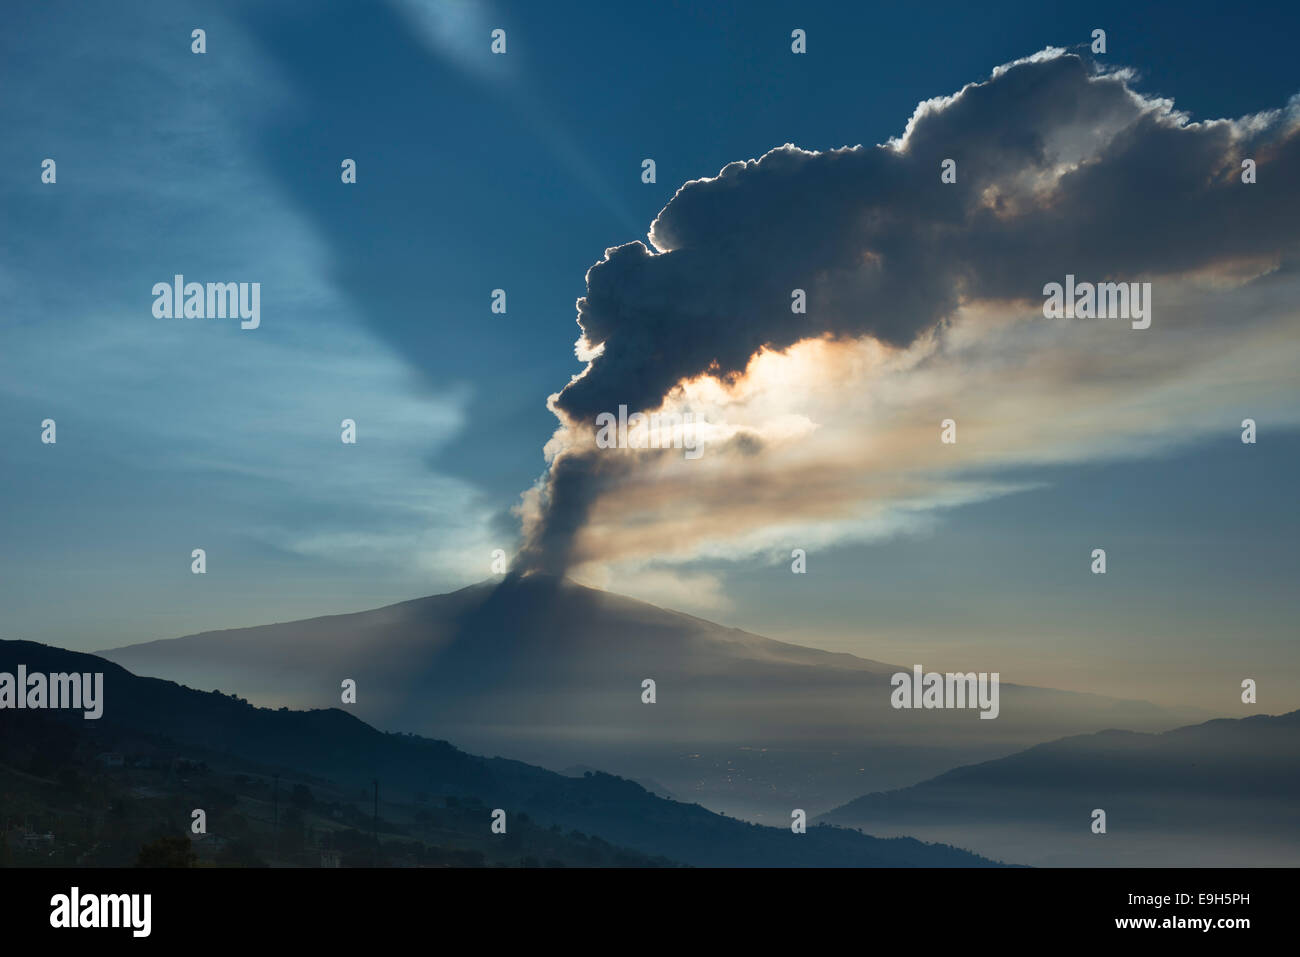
514;49;1300;577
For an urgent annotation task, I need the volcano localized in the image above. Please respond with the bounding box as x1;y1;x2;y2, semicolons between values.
102;575;1202;820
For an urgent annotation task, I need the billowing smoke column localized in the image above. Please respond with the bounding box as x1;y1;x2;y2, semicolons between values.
512;50;1300;576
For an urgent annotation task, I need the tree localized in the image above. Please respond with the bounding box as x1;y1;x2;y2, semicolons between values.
135;835;197;868
215;839;267;868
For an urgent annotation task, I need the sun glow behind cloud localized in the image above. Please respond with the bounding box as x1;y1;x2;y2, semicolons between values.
559;267;1299;612
512;47;1300;611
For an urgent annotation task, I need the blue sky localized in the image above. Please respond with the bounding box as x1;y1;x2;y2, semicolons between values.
2;0;1297;709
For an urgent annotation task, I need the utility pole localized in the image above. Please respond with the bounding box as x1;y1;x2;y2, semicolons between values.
272;774;279;865
372;778;379;865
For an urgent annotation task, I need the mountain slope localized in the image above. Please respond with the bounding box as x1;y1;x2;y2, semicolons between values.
818;711;1300;866
101;575;1203;820
0;639;997;867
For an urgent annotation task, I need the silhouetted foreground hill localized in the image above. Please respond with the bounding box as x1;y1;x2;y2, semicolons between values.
102;575;1201;820
819;711;1300;866
1;640;997;867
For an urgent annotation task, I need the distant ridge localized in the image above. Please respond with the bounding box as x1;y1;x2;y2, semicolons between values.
2;639;999;867
819;710;1300;866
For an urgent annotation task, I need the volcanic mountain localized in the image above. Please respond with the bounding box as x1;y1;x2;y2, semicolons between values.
102;575;1203;820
